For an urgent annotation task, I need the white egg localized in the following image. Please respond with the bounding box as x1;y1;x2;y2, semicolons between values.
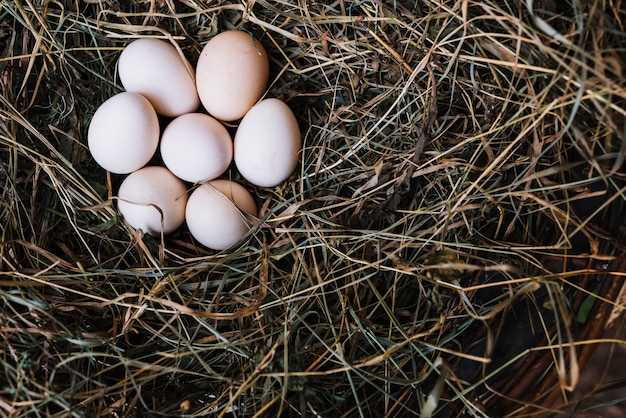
117;166;188;236
185;180;256;250
88;92;160;174
118;38;200;117
160;113;232;183
233;98;301;187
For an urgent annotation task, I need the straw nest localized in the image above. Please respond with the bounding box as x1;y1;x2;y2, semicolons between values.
1;1;625;417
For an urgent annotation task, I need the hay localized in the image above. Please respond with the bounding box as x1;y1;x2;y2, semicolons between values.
1;0;625;416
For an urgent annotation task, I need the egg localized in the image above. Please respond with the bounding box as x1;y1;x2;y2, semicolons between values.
196;30;269;121
118;38;200;117
185;180;256;250
88;92;159;174
160;113;233;183
210;179;257;216
117;166;188;236
233;98;300;187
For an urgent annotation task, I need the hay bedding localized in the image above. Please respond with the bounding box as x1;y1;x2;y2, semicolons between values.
1;0;625;417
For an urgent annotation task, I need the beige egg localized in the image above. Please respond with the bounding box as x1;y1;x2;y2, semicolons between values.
196;30;269;121
118;38;200;117
117;166;188;236
88;92;159;174
185;180;256;250
160;113;232;183
210;179;257;216
233;98;301;187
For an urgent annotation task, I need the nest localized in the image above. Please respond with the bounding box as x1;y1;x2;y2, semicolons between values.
1;1;625;417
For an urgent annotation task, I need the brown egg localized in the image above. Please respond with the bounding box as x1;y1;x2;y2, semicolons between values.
195;30;269;122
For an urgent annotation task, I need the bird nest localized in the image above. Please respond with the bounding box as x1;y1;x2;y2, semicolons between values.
1;1;625;417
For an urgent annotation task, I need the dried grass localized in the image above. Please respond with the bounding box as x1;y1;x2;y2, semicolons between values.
1;0;625;417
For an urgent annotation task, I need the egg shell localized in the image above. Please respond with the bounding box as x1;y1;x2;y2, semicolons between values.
196;30;269;121
118;38;200;117
117;166;188;236
233;98;301;187
160;113;233;183
210;179;257;216
88;92;159;174
185;180;256;250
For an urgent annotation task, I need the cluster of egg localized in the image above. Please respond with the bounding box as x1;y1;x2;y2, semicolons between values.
88;31;301;250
